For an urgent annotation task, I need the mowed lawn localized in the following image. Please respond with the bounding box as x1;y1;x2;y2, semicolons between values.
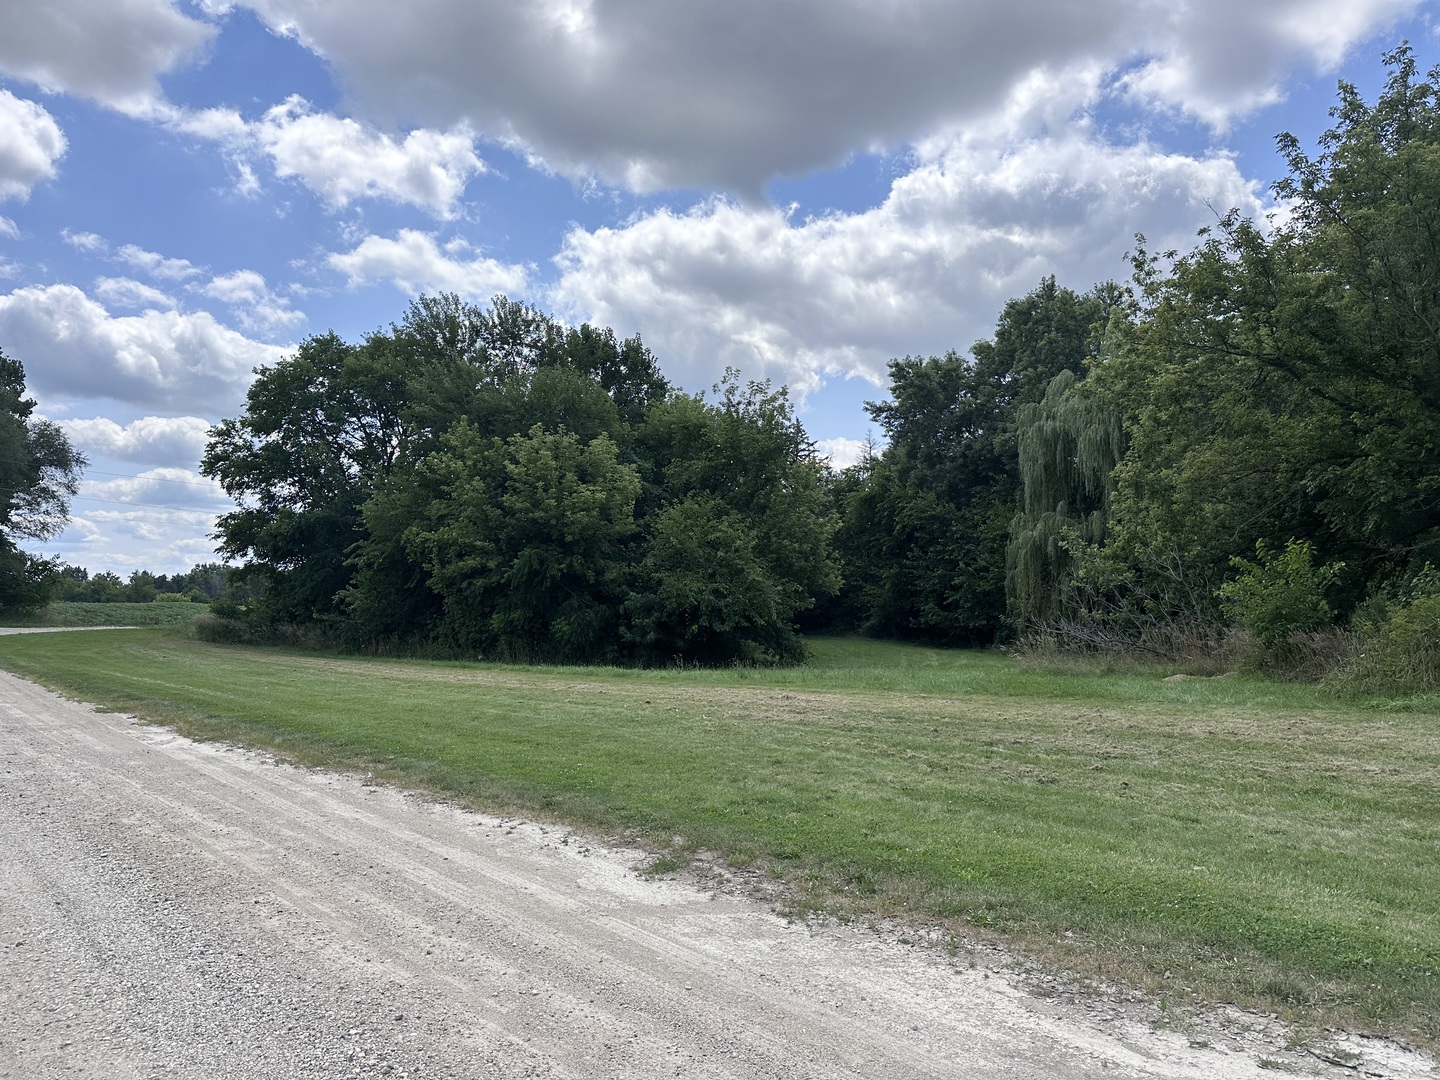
1;629;1437;1043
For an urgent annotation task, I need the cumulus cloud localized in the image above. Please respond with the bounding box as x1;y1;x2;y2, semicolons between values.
81;468;228;509
552;130;1265;394
62;467;231;573
0;90;66;201
235;0;1414;192
329;230;529;301
118;243;202;281
93;276;177;310
253;97;485;217
815;437;873;471
0;284;287;413
56;503;225;575
1117;0;1417;125
62;229;108;253
0;0;216;113
201;269;305;335
57;415;212;468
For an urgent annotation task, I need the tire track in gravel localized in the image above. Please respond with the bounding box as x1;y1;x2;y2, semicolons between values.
1;656;1434;1079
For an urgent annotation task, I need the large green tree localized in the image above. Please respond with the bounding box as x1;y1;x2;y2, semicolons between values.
839;278;1119;644
1008;47;1440;634
205;297;837;665
0;349;86;611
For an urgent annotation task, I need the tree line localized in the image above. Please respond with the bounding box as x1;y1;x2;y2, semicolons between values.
201;295;836;664
829;48;1440;684
52;563;241;604
10;49;1439;683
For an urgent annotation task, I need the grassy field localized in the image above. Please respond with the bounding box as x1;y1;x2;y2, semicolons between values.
0;629;1436;1045
0;601;205;628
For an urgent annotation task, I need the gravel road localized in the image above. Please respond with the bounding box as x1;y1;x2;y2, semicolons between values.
1;648;1434;1079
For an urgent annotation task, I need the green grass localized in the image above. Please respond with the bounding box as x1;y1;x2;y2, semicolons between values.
0;601;205;628
1;629;1436;1045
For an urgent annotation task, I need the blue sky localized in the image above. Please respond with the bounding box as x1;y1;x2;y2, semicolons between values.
0;0;1435;575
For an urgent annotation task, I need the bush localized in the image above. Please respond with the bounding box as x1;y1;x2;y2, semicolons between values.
208;597;248;620
193;613;255;644
154;591;191;603
1329;583;1440;696
1217;540;1342;667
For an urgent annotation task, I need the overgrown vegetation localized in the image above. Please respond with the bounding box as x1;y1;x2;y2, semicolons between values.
829;48;1440;696
1;629;1436;1045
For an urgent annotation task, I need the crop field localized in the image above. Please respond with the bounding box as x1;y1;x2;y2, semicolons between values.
1;629;1436;1045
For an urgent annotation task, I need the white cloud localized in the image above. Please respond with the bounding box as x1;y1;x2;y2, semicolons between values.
1117;0;1418;126
253;97;485;217
51;505;225;575
815;437;872;471
54;466;232;574
201;269;305;335
94;276;177;310
0;216;16;239
235;0;1415;192
329;229;528;301
201;268;266;304
82;468;228;508
0;0;216;113
0;284;287;413
552;130;1264;395
0;90;66;201
58;416;213;468
62;229;108;253
117;243;202;281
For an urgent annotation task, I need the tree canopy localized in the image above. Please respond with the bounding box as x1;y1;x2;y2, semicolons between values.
0;348;85;611
205;297;836;664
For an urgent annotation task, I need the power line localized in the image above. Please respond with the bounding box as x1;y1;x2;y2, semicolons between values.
70;495;227;515
82;468;220;490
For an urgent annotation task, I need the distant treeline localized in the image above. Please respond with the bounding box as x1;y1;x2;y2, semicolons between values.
197;50;1440;681
53;562;251;604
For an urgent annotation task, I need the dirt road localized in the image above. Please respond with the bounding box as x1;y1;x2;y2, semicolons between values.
1;655;1433;1079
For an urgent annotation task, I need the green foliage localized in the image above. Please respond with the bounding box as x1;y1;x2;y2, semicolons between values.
842;278;1118;645
204;297;836;666
625;496;799;665
1007;370;1122;626
1218;540;1343;660
1333;566;1440;695
993;49;1440;666
0;348;86;612
409;423;640;662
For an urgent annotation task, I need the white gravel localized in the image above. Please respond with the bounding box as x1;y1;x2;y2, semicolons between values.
0;649;1434;1079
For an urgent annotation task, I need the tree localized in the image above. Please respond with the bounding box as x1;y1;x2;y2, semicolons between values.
206;297;838;665
842;278;1118;643
0;349;85;611
1007;370;1123;626
1001;48;1440;640
630;374;840;662
204;332;412;623
406;422;641;662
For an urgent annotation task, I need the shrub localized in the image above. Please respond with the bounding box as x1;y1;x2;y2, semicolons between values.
1217;540;1342;667
193;613;255;644
154;591;191;603
1329;568;1440;695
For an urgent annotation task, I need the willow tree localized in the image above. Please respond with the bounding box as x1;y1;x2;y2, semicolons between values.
1006;370;1122;626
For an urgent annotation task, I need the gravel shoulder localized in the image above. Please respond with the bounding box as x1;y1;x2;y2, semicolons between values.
0;654;1434;1079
